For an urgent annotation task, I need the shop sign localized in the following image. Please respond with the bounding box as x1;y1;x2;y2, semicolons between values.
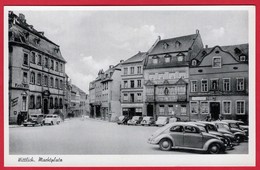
192;97;206;101
11;97;18;107
14;83;29;89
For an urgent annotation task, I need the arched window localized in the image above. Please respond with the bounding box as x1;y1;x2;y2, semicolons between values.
54;97;58;109
50;77;54;87
29;95;35;109
192;60;197;66
59;98;63;109
55;61;59;71
44;75;48;86
37;73;41;85
55;78;59;88
36;96;41;109
30;72;35;84
49;97;54;109
60;80;63;89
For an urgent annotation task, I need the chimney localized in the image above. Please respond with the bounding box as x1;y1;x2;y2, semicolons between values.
120;60;124;63
19;13;26;23
158;36;161;41
196;29;199;34
205;45;208;49
109;65;114;69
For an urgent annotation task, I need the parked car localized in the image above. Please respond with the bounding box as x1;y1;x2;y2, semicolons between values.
148;122;226;154
43;114;61;125
117;115;129;125
23;114;45;127
213;121;247;143
127;116;143;125
221;120;249;137
155;117;169;126
169;117;181;123
141;116;155;126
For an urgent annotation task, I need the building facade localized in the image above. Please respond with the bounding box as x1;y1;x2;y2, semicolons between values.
121;52;146;118
189;44;249;123
143;30;204;120
9;12;66;124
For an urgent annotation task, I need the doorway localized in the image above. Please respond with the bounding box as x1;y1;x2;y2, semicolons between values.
147;104;154;117
43;99;49;114
210;102;220;120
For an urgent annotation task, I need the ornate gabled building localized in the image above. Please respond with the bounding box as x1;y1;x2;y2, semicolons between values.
8;12;66;124
189;44;248;123
143;30;204;120
121;52;147;117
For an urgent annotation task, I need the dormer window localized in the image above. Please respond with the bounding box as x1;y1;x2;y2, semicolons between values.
152;56;159;64
234;47;241;54
202;51;207;55
54;47;59;53
212;56;221;68
162;43;169;49
192;60;197;66
177;56;183;62
164;55;171;63
34;37;40;45
240;55;246;61
175;41;181;48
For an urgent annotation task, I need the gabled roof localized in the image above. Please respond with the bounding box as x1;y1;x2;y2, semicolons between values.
192;43;248;63
149;33;199;55
72;84;86;95
123;52;147;64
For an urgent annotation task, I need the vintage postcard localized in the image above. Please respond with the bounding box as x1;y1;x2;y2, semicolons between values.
3;6;256;167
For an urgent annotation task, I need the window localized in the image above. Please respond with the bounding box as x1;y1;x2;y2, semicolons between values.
137;66;142;74
149;74;155;80
177;86;185;94
44;75;48;86
137;80;141;87
37;54;42;65
192;60;197;66
59;98;63;109
201;80;208;92
169;72;175;79
23;72;28;83
159;105;165;115
181;105;187;115
130;80;134;88
54;97;58;109
223;101;231;114
158;73;164;80
50;77;54;87
212;56;221;68
49;97;53;109
240;55;246;61
60;80;63;89
168;105;173;114
50;60;54;70
191;80;197;92
137;93;142;101
201;102;209;114
55;61;59;71
130;93;134;102
170;125;183;132
23;53;29;66
190;101;199;114
236;101;245;114
130;67;134;74
179;71;187;78
30;72;35;84
29;95;35;109
223;78;231;91
165;56;171;63
184;126;199;133
44;57;48;68
60;63;63;72
37;73;41;85
124;68;128;75
55;78;58;88
211;79;219;90
123;94;128;101
152;56;158;64
36;96;41;109
30;52;36;64
123;81;128;88
22;96;27;111
237;78;244;91
177;56;183;62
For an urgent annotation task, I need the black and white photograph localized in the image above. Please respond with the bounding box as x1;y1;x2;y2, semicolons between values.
4;6;255;166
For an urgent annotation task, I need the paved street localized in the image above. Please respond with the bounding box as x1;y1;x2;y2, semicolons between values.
9;118;248;155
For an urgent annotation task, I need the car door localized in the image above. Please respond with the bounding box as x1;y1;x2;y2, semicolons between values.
183;125;203;148
169;125;184;147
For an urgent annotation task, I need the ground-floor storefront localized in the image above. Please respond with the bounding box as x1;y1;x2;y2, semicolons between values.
121;103;144;118
189;96;248;123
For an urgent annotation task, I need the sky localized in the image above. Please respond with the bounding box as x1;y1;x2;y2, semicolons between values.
12;8;249;93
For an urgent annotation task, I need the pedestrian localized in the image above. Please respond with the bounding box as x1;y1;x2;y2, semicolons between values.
17;112;22;125
206;115;211;122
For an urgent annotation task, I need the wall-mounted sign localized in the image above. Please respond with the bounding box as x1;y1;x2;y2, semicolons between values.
191;97;206;101
14;83;29;89
11;97;18;107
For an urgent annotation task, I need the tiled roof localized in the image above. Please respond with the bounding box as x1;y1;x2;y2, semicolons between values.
148;34;199;55
123;52;147;64
193;44;248;62
72;84;86;95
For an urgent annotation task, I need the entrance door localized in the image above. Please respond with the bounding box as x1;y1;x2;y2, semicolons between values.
129;108;135;118
147;104;153;117
43;99;49;114
210;102;220;120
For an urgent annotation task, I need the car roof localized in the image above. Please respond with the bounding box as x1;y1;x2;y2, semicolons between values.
213;121;229;125
221;120;244;123
166;122;201;128
197;121;216;125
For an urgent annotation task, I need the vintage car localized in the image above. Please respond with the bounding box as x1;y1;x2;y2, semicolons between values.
117;115;129;125
148;122;226;154
141;116;155;126
221;120;249;137
23;114;45;127
155;117;169;126
169;117;181;123
127;116;143;125
213;121;247;143
43;114;61;125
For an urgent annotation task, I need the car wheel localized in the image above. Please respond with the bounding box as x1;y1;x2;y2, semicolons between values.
24;124;27;127
159;138;172;151
51;121;54;125
208;143;221;154
235;135;243;143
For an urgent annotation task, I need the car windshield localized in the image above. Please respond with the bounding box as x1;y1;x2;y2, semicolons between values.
46;115;53;118
118;116;125;121
229;123;240;128
196;125;206;132
216;123;230;130
206;124;218;131
143;117;151;121
132;116;139;120
30;115;37;118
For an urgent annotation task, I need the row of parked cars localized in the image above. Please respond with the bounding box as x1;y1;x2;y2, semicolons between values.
148;119;248;154
23;114;62;127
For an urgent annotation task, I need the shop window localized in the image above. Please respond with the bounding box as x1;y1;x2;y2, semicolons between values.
159;105;165;115
23;53;29;66
201;102;209;114
237;78;244;91
29;95;35;109
168;105;173;115
212;56;221;68
30;72;35;84
36;96;41;109
181;105;187;115
236;101;245;115
223;101;231;114
190;101;199;114
191;80;197;92
223;78;231;91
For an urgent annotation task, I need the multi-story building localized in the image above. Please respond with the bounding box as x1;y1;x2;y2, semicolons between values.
64;74;72;118
89;80;96;117
9;12;66;124
121;52;146;117
189;44;248;123
143;30;203;120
